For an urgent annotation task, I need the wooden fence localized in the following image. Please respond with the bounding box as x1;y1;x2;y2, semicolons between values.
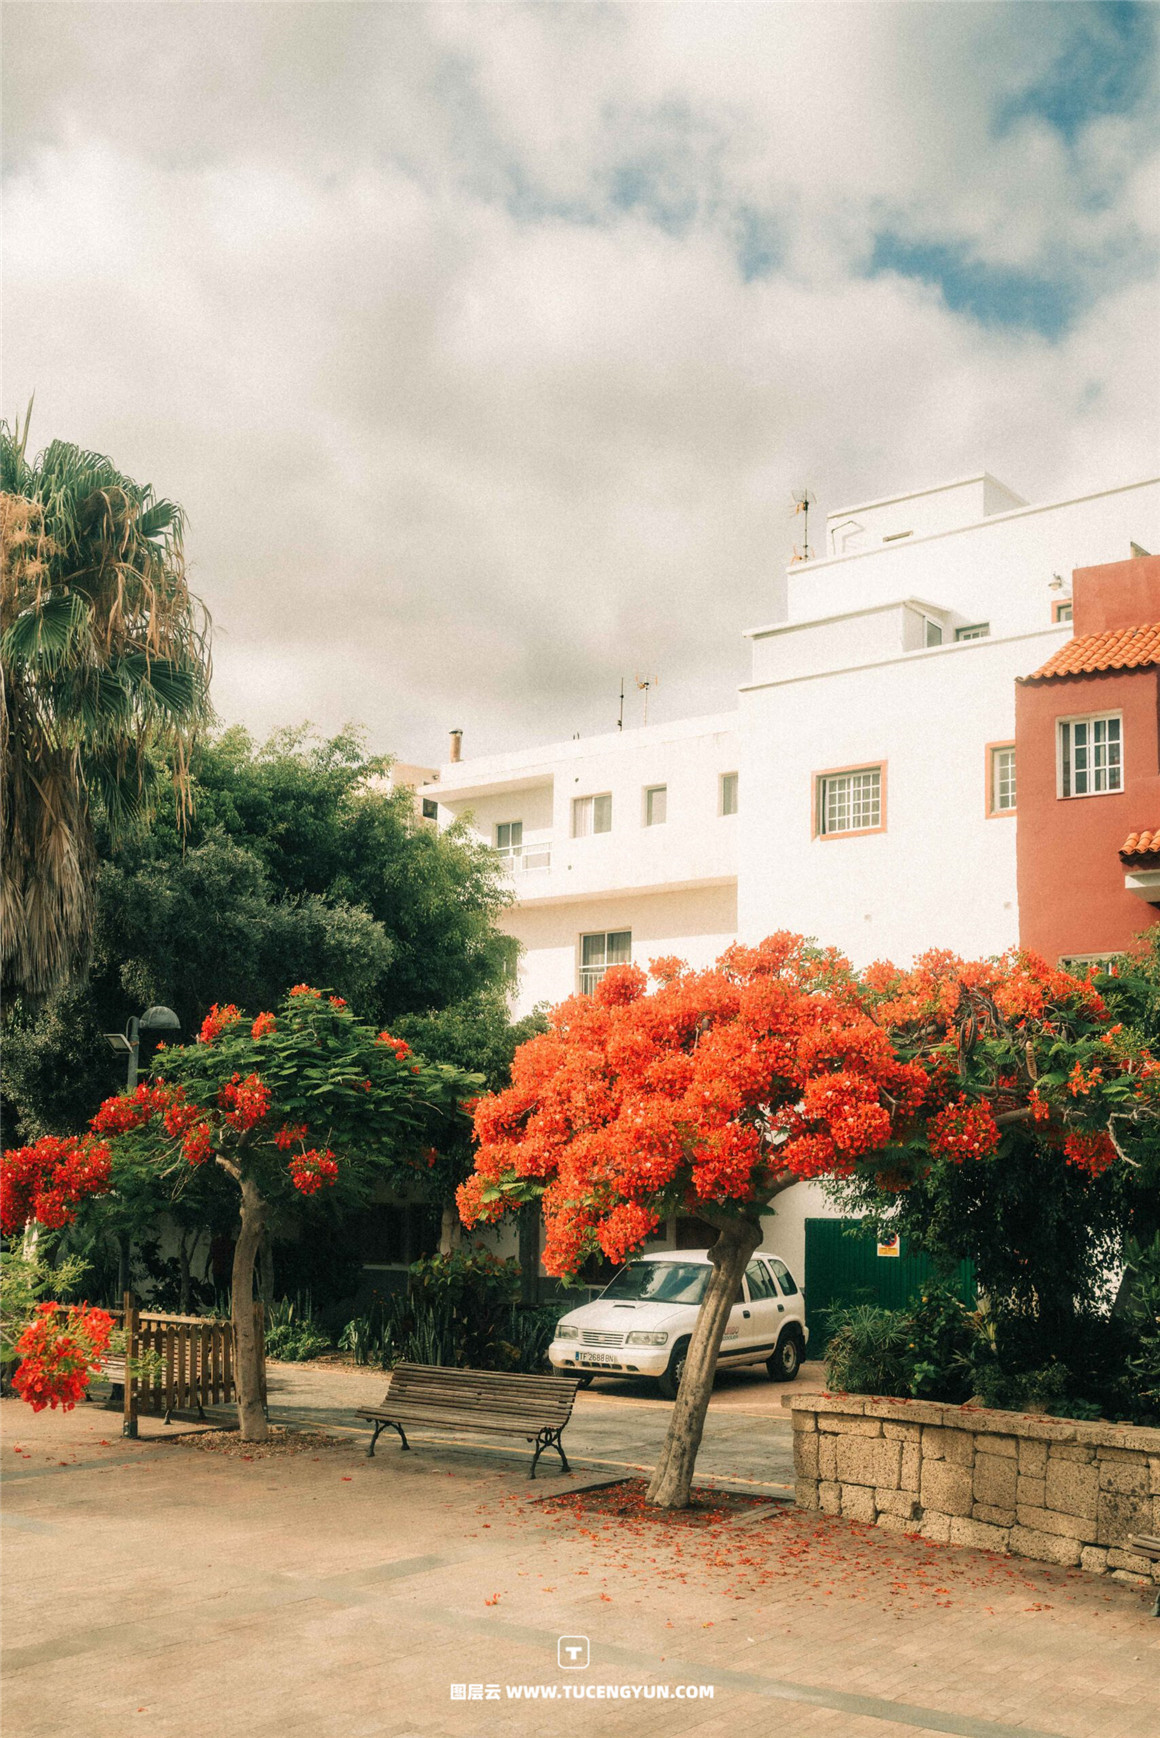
102;1295;265;1438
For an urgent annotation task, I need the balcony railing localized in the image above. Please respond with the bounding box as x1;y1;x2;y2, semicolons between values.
495;844;552;874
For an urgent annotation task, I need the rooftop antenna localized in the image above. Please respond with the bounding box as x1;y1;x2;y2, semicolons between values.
635;673;659;725
791;488;815;563
617;677;625;732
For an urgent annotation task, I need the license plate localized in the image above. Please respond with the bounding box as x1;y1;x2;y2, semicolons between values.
578;1352;619;1366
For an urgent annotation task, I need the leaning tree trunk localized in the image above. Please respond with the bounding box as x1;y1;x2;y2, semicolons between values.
645;1216;763;1509
229;1175;269;1442
439;1200;462;1256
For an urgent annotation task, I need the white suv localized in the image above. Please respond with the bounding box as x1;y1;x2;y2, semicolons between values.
548;1249;808;1399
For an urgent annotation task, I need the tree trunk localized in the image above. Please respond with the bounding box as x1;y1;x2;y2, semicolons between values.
116;1235;128;1298
258;1227;275;1307
177;1229;199;1316
231;1176;269;1442
439;1200;462;1256
645;1216;763;1509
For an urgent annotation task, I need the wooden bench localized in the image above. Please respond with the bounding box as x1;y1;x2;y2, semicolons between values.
1127;1534;1160;1616
356;1363;580;1479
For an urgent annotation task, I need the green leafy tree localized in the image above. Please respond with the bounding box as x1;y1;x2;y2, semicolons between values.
1;415;211;999
92;986;481;1439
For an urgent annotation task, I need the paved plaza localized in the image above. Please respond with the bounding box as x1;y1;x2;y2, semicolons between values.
3;1370;1158;1738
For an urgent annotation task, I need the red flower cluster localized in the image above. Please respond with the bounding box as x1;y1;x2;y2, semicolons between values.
461;935;918;1277
90;1081;168;1135
274;1121;309;1151
288;1148;338;1195
928;1096;1001;1163
199;1003;242;1045
329;996;347;1010
181;1123;215;1166
0;1136;113;1235
251;1011;277;1039
1062;1130;1118;1176
12;1302;115;1412
376;1030;411;1060
288;983;321;998
218;1072;271;1132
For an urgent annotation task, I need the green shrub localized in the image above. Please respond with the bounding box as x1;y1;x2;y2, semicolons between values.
823;1304;910;1395
263;1293;332;1362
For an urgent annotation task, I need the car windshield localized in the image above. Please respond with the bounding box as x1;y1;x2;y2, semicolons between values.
600;1262;710;1305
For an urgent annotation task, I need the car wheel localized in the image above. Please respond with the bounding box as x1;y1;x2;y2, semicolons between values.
657;1339;690;1401
767;1331;802;1383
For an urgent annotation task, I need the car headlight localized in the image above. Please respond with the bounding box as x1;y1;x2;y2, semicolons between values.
556;1324;579;1340
626;1331;669;1346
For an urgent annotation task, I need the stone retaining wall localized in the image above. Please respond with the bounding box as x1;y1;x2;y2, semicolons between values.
782;1392;1160;1585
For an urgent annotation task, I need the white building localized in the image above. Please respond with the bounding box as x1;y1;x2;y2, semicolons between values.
423;471;1160;1286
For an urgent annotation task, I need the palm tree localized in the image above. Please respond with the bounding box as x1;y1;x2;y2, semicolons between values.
1;410;212;999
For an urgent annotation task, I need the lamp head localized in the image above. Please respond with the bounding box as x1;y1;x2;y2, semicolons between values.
139;1005;181;1033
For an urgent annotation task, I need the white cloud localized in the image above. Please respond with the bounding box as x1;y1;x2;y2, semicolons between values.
3;3;1157;759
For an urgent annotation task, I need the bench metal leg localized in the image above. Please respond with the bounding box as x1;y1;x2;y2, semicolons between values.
529;1428;570;1480
367;1420;409;1458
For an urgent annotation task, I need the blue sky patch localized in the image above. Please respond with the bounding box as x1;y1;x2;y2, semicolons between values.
996;2;1156;145
868;233;1077;339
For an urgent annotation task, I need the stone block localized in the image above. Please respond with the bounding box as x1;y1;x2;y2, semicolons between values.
1044;1459;1099;1520
1151;1458;1160;1497
922;1427;975;1466
1097;1488;1154;1547
864;1396;948;1426
875;1511;917;1534
882;1421;922;1441
974;1453;1017;1509
1047;1442;1095;1464
1110;1569;1152;1585
818;1435;837;1482
841;1484;877;1524
1106;1547;1155;1574
921;1458;974;1518
1018;1440;1047;1477
812;1395;870;1417
819;1481;841;1516
1098;1458;1149;1497
1015;1505;1094;1543
818;1416;882;1436
1009;1526;1082;1568
920;1512;951;1543
794;1479;820;1511
949;1516;1010;1552
973;1504;1016;1527
900;1444;920;1491
1080;1545;1109;1575
836;1435;899;1488
795;1433;819;1481
876;1488;922;1520
791;1411;817;1433
1017;1476;1046;1507
973;1433;1017;1459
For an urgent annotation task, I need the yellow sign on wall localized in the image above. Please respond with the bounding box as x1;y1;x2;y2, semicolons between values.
876;1234;901;1258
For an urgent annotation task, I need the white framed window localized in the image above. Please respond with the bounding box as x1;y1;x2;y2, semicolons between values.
1052;599;1073;624
1059;953;1124;976
923;617;944;647
816;765;883;837
495;820;523;858
720;772;738;816
1058;714;1122;797
988;744;1016;815
579;930;631;994
421;797;438;821
956;623;990;642
572;793;612;837
644;785;667;826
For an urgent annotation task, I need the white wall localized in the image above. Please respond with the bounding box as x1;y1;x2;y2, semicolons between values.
502;882;738;1015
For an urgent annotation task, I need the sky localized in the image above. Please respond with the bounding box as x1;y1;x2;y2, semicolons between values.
4;2;1158;762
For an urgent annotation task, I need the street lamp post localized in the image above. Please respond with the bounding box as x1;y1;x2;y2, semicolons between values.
104;1005;181;1090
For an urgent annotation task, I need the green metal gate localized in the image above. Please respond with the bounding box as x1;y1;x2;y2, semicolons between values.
804;1218;975;1353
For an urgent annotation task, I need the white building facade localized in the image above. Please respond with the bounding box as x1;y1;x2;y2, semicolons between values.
424;472;1160;1284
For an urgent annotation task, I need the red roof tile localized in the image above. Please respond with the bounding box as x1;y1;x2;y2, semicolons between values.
1025;622;1160;682
1120;829;1160;862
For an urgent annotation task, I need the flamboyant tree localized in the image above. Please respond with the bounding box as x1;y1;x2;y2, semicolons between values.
86;985;480;1438
459;937;1157;1508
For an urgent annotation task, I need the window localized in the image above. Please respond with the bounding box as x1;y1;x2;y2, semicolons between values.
924;618;944;647
956;623;990;642
644;785;667;826
421;798;438;821
1059;714;1122;797
988;744;1016;816
495;820;523;857
768;1257;799;1296
1052;599;1073;624
572;793;612;836
1059;953;1125;977
816;765;883;837
745;1261;776;1301
579;929;631;994
720;772;739;816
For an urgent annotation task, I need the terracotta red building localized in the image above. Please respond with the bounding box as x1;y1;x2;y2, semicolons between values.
1016;553;1160;965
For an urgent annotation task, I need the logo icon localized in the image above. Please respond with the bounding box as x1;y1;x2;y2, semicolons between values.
557;1635;589;1670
